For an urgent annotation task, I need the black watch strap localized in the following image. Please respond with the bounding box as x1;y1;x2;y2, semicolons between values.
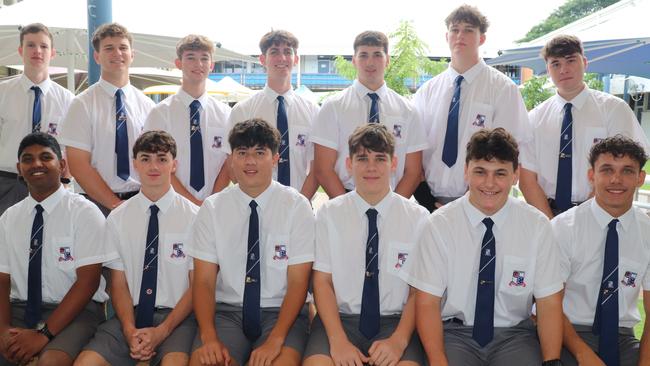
542;360;563;366
38;323;55;341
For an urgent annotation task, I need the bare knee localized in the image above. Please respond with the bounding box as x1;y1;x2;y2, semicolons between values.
303;354;334;366
73;350;110;366
38;350;72;366
161;352;189;366
270;346;301;366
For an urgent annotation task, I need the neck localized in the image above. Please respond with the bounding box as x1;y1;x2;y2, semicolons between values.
595;197;632;218
141;185;170;203
181;80;206;99
358;79;384;92
450;56;480;75
101;73;129;88
241;181;271;199
558;82;586;101
357;187;390;206
267;76;292;94
30;184;60;203
24;69;48;84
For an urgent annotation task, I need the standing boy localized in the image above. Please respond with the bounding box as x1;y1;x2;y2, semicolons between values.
229;30;319;199
144;34;232;206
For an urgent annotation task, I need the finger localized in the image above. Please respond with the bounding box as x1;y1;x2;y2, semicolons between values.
222;347;231;365
368;340;378;355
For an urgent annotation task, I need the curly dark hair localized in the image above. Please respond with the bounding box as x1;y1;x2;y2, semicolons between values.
589;135;647;169
465;128;519;170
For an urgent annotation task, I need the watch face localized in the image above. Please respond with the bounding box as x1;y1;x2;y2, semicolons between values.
35;321;45;330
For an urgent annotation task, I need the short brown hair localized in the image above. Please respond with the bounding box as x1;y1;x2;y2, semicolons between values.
465;128;519;170
348;124;395;158
133;130;177;158
353;31;389;54
176;34;214;60
19;23;53;47
589;135;648;170
259;30;299;55
445;5;489;34
91;22;133;52
540;35;584;60
229;118;281;154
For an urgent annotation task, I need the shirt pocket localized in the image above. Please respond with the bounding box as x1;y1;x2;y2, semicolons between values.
499;255;531;313
52;236;76;272
466;102;494;130
265;234;290;269
44;116;63;136
290;126;311;161
584;127;607;148
385;241;413;277
619;257;643;309
383;116;407;146
207;127;228;154
161;233;190;267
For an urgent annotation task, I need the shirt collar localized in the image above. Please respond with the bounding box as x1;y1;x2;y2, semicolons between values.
98;78;132;99
352;79;388;100
461;192;510;230
447;58;486;85
350;190;394;220
263;85;295;107
177;88;209;108
589;197;633;232
135;186;176;215
554;84;589;110
26;184;65;215
19;73;53;95
235;180;277;210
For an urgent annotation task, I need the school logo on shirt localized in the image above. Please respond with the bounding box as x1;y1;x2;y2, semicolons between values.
296;134;307;147
621;271;637;287
393;124;402;139
212;136;223;149
472;114;486;127
58;246;74;262
47;123;58;135
508;270;526;287
171;243;186;259
273;245;288;260
394;252;408;269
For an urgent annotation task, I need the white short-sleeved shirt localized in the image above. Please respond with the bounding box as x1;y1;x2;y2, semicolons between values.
59;79;155;193
104;187;198;308
311;80;428;190
0;185;109;302
229;86;318;191
0;74;74;172
552;199;650;328
187;181;315;308
314;191;428;315
413;60;532;197
526;87;650;202
401;195;563;327
144;89;231;200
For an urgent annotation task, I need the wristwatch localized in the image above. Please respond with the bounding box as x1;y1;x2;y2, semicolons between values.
541;360;563;366
35;321;55;341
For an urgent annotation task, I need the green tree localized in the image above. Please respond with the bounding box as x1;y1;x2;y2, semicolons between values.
518;0;619;43
334;20;447;96
520;75;554;110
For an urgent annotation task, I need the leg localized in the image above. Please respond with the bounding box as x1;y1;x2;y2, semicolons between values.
270;346;301;366
489;322;542;366
72;350;111;366
37;350;72;366
443;323;483;366
303;354;334;366
161;352;189;366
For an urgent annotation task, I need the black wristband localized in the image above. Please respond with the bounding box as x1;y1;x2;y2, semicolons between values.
541;359;563;366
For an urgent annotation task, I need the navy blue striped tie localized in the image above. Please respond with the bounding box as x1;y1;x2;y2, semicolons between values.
593;219;619;366
189;100;205;191
368;93;380;123
277;96;290;186
243;200;261;340
31;86;42;132
115;89;130;181
25;204;44;328
442;75;464;167
136;205;159;328
473;217;495;347
555;103;573;212
360;208;380;338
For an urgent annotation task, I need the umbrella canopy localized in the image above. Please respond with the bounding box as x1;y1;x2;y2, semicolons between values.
487;0;650;78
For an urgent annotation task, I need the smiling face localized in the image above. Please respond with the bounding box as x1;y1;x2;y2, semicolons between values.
231;145;278;198
546;52;587;99
93;36;133;79
18;31;55;74
17;144;64;200
446;21;485;61
589;152;645;217
176;49;212;85
464;158;518;216
347;148;396;205
260;42;298;81
133;150;176;191
352;45;388;91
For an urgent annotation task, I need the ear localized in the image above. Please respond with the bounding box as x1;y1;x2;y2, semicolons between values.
345;156;353;175
513;164;520;185
50;47;56;60
390;155;397;172
15;161;21;178
18;46;24;58
479;33;486;46
637;170;646;188
272;152;280;167
587;167;595;187
385;54;390;68
293;54;299;66
59;158;67;176
583;56;588;70
93;50;100;65
259;53;267;67
174;58;182;69
463;163;469;183
171;159;178;174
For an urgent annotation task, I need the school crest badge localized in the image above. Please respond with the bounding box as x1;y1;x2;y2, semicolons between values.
212;136;222;149
296;134;306;147
273;245;288;260
58;246;74;262
395;252;408;269
393;124;402;138
171;243;186;259
47;122;58;135
472;114;486;127
509;270;526;287
621;271;637;287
